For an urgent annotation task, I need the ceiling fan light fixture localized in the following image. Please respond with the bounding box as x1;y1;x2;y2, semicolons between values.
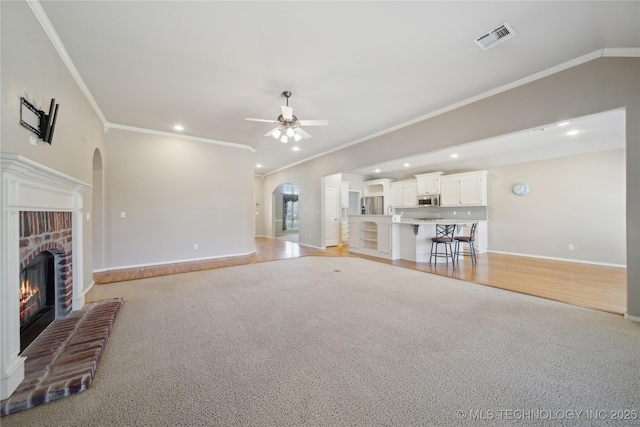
246;91;328;144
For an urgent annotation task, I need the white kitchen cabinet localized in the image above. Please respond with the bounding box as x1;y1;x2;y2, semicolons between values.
389;180;417;207
341;220;349;244
390;183;404;207
363;179;393;212
440;178;460;206
341;182;350;208
363;179;392;197
415;172;443;194
403;182;417;206
440;171;488;206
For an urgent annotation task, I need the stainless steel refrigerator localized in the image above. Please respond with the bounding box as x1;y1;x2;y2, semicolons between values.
361;196;384;215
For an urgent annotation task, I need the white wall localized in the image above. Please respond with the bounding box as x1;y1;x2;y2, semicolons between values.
1;1;105;290
254;176;265;236
103;129;255;269
487;149;626;265
342;173;366;195
274;185;284;235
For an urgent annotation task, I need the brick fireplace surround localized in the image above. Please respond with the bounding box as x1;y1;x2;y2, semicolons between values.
1;154;91;401
20;211;74;319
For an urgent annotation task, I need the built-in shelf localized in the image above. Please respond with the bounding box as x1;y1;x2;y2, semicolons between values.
348;215;400;261
361;222;378;250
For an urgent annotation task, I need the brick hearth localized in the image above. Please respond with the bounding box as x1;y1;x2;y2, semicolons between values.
0;298;123;416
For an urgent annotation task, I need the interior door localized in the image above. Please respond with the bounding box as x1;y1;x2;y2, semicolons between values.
324;185;339;247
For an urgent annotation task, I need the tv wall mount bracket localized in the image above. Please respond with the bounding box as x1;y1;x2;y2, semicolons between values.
20;97;59;144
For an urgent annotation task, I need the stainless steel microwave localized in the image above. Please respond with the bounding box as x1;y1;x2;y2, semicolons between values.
417;195;439;207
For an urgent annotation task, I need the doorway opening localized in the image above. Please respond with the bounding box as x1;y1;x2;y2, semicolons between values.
274;183;299;242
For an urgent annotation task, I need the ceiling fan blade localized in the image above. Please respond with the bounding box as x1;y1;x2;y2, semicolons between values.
281;105;293;121
245;118;277;123
298;119;328;126
296;127;312;139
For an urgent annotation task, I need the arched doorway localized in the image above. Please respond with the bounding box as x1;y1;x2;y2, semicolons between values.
92;149;105;271
273;183;299;243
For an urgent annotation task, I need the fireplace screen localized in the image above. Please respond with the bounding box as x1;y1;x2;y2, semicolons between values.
19;252;56;351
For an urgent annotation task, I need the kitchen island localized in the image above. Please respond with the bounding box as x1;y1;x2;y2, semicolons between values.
349;215;487;263
348;215;402;260
395;219;487;263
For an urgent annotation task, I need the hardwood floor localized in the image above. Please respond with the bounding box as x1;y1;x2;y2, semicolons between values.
94;237;626;315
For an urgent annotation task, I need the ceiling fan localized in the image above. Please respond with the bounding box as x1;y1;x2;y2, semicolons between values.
245;91;328;143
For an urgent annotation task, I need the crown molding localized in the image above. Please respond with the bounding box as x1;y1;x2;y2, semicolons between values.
105;123;256;152
602;47;640;57
26;1;108;125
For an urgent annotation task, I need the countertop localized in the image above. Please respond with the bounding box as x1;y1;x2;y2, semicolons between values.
348;215;486;225
347;214;396;217
394;218;484;225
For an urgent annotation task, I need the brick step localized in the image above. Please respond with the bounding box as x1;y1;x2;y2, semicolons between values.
0;298;123;416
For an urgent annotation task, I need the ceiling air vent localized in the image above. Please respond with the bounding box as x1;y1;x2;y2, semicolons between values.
474;22;516;51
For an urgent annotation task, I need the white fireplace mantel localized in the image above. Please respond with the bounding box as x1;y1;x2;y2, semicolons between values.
1;153;91;400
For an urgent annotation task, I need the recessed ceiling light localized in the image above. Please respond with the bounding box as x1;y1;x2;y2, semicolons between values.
255;164;262;168
450;154;459;158
174;125;184;131
566;130;579;136
292;146;300;152
557;121;571;127
404;163;410;167
374;169;381;173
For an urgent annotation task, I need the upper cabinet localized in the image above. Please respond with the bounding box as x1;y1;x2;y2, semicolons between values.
364;179;393;198
415;172;443;195
440;171;488;206
390;180;417;207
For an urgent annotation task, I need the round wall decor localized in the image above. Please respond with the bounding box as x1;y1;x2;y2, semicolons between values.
512;183;530;196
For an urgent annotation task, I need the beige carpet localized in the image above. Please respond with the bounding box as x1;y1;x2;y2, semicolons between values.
3;257;639;426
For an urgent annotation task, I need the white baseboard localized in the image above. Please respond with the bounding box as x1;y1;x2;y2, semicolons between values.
83;280;95;295
298;242;325;250
624;312;640;323
73;280;95;310
99;251;256;273
486;250;626;268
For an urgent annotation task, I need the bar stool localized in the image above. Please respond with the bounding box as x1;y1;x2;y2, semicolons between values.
454;222;478;266
429;224;456;265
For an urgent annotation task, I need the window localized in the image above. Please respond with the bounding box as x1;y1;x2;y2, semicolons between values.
282;185;299;231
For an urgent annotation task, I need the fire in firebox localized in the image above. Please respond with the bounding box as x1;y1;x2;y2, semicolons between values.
19;252;56;352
